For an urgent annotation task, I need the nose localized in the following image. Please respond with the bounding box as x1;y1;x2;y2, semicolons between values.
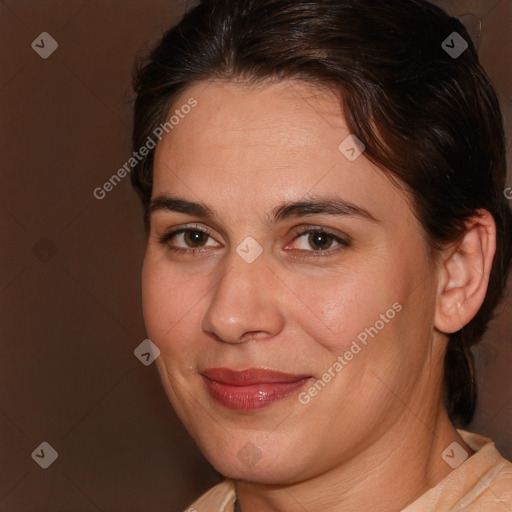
201;249;285;344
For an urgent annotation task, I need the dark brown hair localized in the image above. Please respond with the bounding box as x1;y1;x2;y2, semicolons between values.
131;0;512;427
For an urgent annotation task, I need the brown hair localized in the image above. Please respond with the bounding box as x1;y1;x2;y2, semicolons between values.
131;0;512;427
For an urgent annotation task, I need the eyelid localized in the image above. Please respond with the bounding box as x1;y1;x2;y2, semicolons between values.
289;224;351;241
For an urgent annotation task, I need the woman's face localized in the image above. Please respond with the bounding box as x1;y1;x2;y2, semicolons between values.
142;79;442;483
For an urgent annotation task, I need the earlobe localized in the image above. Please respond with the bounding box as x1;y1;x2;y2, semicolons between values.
434;210;496;334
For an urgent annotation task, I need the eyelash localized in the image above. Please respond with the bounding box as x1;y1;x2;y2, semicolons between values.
157;224;350;258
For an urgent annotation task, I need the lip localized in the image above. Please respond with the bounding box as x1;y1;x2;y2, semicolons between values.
201;368;312;410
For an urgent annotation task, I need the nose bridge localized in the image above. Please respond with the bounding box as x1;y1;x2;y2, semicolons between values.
201;248;284;344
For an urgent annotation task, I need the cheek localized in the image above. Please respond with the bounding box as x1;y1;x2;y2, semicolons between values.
290;263;405;357
141;255;168;341
141;254;201;355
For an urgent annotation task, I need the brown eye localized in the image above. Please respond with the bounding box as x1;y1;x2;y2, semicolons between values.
184;230;209;247
158;226;221;254
289;228;350;254
308;232;335;251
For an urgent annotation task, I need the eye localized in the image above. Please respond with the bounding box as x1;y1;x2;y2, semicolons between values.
157;224;350;257
158;225;221;254
288;227;350;254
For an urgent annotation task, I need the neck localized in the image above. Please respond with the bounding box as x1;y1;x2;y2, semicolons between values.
234;405;473;512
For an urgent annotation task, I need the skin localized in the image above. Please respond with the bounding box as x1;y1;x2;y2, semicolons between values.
142;79;496;511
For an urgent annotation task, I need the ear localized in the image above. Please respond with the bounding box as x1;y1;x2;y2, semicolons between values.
434;209;496;334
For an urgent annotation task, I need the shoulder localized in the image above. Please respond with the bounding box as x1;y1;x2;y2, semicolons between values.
184;478;236;512
467;460;512;510
452;430;512;509
480;454;512;502
404;430;512;511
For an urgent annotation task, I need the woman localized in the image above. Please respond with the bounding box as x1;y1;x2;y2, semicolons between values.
130;0;512;510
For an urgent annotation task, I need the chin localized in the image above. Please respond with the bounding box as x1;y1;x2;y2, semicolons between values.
193;430;311;485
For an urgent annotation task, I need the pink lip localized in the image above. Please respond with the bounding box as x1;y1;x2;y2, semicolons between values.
201;368;312;410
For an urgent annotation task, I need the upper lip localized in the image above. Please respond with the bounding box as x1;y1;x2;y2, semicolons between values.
201;368;311;386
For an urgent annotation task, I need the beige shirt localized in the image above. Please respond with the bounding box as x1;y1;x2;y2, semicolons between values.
184;430;512;511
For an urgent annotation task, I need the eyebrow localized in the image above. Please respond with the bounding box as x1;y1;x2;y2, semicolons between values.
149;194;379;225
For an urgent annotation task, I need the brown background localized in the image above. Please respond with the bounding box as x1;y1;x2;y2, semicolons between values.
0;1;511;511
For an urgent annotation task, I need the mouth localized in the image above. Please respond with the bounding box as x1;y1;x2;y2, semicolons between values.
200;368;312;410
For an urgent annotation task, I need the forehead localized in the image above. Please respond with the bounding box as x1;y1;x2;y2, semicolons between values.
158;79;343;142
151;79;411;228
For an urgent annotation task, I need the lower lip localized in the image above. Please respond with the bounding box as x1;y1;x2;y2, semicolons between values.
202;376;311;410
